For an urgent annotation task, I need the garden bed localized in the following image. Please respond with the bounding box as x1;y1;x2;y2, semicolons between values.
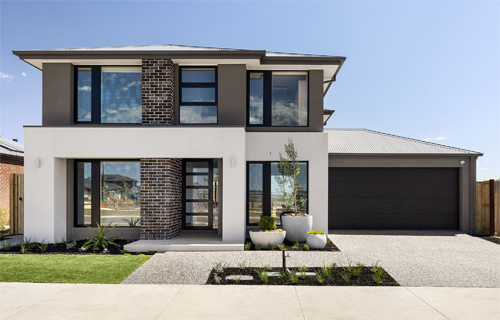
207;265;399;286
244;238;340;251
0;239;150;255
478;236;500;246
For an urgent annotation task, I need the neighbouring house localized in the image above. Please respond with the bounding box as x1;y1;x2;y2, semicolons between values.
13;44;482;248
0;138;24;211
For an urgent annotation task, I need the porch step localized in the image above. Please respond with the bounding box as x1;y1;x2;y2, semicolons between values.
124;235;244;252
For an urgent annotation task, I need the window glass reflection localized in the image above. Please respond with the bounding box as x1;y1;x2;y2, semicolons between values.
181;68;215;83
271;72;308;126
249;72;264;124
101;67;142;124
248;163;263;224
180;105;217;124
100;162;141;227
77;68;92;122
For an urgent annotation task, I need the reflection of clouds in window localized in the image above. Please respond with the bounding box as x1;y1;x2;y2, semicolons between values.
180;105;217;124
78;86;91;92
181;88;215;103
272;74;307;126
249;96;263;124
101;70;142;123
77;69;92;122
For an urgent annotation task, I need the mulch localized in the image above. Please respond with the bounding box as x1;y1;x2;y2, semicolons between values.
478;236;500;245
207;267;399;286
0;239;131;255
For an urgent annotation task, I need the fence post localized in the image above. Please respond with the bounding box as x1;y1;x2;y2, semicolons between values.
490;179;495;236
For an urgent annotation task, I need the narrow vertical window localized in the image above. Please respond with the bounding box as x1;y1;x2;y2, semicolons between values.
77;68;92;122
75;162;92;226
248;163;264;224
249;72;264;125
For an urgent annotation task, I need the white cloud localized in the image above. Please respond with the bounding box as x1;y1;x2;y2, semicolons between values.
0;72;13;81
423;136;448;142
21;72;27;77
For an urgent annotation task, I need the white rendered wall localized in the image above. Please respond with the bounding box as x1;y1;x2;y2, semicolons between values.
246;132;329;234
24;127;247;242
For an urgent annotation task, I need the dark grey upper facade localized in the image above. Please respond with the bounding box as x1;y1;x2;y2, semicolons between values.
14;44;346;133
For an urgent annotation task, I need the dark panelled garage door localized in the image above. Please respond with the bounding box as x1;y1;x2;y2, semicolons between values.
328;168;459;230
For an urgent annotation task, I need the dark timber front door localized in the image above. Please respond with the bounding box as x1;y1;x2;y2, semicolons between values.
182;160;214;230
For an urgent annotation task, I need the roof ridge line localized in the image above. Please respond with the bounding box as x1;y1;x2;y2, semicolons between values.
362;129;480;154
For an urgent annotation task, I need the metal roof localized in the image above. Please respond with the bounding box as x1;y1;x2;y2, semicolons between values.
17;44;336;58
0;138;24;158
326;129;482;155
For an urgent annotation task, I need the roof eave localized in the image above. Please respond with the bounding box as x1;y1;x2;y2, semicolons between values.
328;153;483;157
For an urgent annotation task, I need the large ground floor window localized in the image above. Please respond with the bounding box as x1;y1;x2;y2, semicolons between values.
75;160;140;227
247;161;308;225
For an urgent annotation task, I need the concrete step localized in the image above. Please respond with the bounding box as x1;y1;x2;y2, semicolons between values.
124;238;244;252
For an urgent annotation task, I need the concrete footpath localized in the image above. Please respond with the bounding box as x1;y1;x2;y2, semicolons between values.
1;283;499;320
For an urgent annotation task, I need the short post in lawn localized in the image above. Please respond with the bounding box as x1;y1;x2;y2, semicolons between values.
282;250;291;274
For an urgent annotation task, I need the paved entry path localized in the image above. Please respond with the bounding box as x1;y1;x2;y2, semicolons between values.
123;231;500;287
1;283;499;320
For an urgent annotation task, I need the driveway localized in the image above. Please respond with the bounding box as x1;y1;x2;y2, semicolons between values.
329;230;500;288
123;231;500;287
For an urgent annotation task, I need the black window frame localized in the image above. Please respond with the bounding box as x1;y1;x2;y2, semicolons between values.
179;66;218;125
246;161;309;226
74;66;143;125
246;71;309;127
74;159;141;228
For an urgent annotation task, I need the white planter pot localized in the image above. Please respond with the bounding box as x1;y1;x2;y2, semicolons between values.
306;233;327;249
249;230;286;249
281;215;313;242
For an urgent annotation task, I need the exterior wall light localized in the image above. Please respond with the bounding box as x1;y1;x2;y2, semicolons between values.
35;157;41;168
231;157;236;168
460;160;465;166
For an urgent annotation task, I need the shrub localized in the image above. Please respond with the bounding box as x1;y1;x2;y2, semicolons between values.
244;242;252;250
307;230;325;235
316;273;325;284
289;273;299;284
37;242;49;252
238;260;247;270
342;273;351;283
146;250;155;255
0;206;9;231
303;244;310;251
277;243;285;251
258;216;276;231
83;222;119;250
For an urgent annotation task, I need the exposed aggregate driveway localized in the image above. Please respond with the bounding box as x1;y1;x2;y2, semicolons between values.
123;230;500;287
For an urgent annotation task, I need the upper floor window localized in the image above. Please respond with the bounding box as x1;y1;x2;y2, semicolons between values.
76;66;142;124
248;71;308;127
179;67;217;124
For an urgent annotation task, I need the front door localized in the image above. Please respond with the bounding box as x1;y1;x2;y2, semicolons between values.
182;160;214;230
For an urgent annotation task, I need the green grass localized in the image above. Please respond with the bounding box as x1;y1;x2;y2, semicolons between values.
0;254;150;284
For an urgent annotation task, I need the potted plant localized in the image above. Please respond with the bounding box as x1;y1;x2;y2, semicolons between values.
306;230;327;249
249;216;286;249
278;138;312;242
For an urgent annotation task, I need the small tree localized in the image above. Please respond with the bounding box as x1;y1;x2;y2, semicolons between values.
278;138;306;213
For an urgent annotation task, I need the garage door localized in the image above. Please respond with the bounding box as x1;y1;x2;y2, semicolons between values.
328;168;459;230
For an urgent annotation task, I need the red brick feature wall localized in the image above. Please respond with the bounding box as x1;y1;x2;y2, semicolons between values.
140;158;182;240
0;157;24;208
142;59;175;125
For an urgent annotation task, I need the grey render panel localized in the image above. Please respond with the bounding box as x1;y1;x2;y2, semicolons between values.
309;70;324;132
218;65;246;126
326;129;481;155
42;63;73;126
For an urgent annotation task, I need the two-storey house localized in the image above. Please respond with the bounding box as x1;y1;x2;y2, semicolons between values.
14;44;482;250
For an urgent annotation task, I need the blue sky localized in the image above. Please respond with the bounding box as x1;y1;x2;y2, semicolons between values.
0;0;498;180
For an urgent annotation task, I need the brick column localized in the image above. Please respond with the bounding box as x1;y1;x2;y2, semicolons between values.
140;158;182;240
142;59;175;125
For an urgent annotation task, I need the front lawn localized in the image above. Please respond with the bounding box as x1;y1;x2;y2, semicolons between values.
0;254;150;284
